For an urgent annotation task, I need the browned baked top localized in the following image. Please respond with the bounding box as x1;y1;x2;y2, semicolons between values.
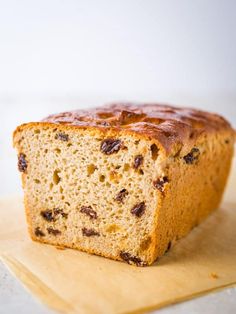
43;103;232;153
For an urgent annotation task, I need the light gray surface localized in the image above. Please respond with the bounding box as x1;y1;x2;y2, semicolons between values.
0;261;53;314
0;260;235;314
0;0;236;97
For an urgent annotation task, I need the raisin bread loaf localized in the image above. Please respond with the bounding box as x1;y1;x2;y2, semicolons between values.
13;103;235;266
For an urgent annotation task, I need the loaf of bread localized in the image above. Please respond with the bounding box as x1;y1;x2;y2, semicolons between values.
13;103;235;266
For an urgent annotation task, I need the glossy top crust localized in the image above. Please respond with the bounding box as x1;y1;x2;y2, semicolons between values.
42;103;233;152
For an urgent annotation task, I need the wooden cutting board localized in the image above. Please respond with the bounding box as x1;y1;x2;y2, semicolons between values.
0;159;235;314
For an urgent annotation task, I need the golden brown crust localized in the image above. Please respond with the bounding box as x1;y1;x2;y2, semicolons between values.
41;103;233;153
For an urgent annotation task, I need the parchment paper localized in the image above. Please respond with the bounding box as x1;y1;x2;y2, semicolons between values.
0;160;235;314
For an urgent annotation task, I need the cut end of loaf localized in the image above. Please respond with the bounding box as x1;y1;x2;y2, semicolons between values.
14;124;168;265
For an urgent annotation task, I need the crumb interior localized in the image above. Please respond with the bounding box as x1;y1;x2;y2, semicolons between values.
17;126;165;263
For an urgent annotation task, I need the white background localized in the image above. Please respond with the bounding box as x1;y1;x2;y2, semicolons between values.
0;0;236;98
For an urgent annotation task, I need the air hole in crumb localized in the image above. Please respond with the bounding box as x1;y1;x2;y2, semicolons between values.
34;129;40;134
62;159;67;164
67;143;72;147
87;164;96;175
124;163;130;171
73;150;78;154
106;224;121;233
53;169;61;185
49;183;53;190
151;144;159;160
55;148;61;154
34;179;40;184
59;186;63;193
109;171;121;182
44;149;48;153
99;175;105;182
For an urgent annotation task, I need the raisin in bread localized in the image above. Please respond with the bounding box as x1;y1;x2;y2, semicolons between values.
13;103;235;266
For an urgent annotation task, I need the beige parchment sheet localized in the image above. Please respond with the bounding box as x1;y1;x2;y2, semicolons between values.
0;159;236;314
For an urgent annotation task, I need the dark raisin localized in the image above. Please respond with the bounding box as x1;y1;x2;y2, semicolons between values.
115;189;129;203
165;241;172;253
80;206;97;219
41;210;54;222
183;148;200;164
133;155;143;169
153;176;169;192
99;121;111;127
100;138;122;155
54;208;68;218
35;227;45;237
55;132;69;141
47;227;61;235
225;139;229;144
139;169;144;175
131;202;146;217
120;251;147;266
41;208;67;221
82;228;100;237
18;153;27;172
